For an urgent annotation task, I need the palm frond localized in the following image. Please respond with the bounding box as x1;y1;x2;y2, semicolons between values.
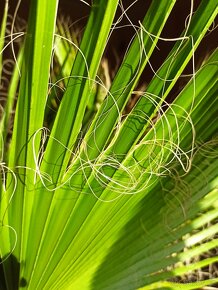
0;0;217;289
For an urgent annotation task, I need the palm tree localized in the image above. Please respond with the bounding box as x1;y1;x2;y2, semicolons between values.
0;0;217;289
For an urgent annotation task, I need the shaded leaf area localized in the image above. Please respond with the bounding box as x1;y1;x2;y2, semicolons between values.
91;152;218;289
0;254;27;289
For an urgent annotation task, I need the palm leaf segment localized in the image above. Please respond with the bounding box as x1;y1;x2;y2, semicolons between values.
0;0;217;289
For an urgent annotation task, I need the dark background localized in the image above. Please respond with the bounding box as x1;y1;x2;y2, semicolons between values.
1;0;217;85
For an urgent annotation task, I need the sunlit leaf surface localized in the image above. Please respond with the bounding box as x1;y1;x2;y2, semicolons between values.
0;0;217;289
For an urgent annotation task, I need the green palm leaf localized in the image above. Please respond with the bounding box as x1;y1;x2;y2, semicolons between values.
0;0;217;289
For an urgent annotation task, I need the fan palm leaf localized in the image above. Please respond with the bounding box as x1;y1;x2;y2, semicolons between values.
0;0;217;289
